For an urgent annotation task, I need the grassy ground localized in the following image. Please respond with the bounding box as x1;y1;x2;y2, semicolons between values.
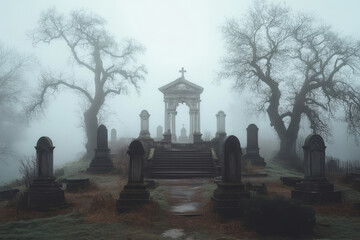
1;157;360;239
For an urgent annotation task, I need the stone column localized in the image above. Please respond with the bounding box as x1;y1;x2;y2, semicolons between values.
171;111;177;142
197;102;201;133
189;110;195;142
165;101;170;132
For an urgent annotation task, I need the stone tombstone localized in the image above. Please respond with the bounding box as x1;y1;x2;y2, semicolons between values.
303;134;326;179
216;111;226;136
128;140;145;183
28;136;66;210
246;124;259;151
291;133;342;204
117;140;150;213
244;124;265;166
223;135;242;182
156;125;163;141
110;128;117;143
35;137;55;178
97;124;108;149
139;110;151;138
178;125;189;143
87;124;114;173
212;135;250;216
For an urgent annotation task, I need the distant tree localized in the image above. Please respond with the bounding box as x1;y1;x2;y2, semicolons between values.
0;43;29;162
28;8;146;158
220;1;360;163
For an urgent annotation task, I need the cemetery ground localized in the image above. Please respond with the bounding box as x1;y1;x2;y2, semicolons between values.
1;157;360;239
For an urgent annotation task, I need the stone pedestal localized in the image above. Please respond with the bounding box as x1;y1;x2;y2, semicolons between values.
163;130;172;143
291;179;342;204
212;182;250;216
193;132;203;143
116;183;150;213
87;148;114;173
28;178;66;210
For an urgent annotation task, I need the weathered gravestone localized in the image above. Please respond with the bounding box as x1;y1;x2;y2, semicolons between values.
28;137;66;209
110;128;117;143
211;111;227;175
291;134;342;203
87;124;114;173
155;125;163;141
117;140;150;213
212;135;250;216
139;110;151;139
243;124;265;166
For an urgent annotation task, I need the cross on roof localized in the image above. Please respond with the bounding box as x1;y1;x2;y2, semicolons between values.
179;67;186;78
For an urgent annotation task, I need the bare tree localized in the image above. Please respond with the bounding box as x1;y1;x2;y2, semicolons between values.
220;1;360;163
0;43;29;162
28;8;147;158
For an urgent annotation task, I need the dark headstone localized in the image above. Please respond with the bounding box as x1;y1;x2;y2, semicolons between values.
87;124;114;173
291;134;342;204
117;140;150;213
28;136;67;210
212;135;250;217
243;124;265;166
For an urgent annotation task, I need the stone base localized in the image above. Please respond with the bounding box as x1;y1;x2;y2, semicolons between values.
28;178;67;210
291;180;342;204
66;179;90;192
280;177;303;187
211;182;250;217
0;189;19;201
87;148;114;173
243;154;266;166
116;183;150;213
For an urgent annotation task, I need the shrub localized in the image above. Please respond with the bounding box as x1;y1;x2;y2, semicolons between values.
244;196;315;236
19;155;36;190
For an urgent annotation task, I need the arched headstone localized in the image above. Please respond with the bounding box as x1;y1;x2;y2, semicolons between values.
110;128;117;143
97;124;108;149
139;110;151;138
303;134;326;179
28;136;66;210
35;137;55;178
128;140;145;183
212;135;250;216
223;135;242;183
291;133;341;204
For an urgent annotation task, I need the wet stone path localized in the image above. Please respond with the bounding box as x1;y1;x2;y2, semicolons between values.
156;179;208;216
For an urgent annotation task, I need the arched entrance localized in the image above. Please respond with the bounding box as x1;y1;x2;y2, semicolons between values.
159;68;203;142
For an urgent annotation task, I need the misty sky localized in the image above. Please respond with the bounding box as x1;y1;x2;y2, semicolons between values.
1;0;360;182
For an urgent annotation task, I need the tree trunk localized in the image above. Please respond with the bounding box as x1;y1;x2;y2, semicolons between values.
84;107;98;159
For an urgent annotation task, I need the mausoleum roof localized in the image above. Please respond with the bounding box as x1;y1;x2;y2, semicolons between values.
158;77;204;94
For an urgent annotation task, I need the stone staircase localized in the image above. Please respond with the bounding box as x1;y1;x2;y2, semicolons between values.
147;145;217;178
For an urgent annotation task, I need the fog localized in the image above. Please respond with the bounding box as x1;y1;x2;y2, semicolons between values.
1;0;360;183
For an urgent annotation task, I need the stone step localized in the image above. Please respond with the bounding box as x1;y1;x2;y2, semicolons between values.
149;171;217;179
